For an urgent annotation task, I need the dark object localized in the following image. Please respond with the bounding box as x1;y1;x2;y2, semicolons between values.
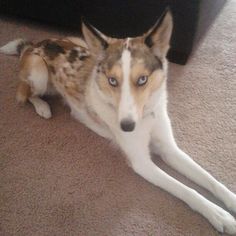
0;0;226;65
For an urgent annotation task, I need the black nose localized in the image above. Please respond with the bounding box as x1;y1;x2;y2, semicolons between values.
120;119;135;132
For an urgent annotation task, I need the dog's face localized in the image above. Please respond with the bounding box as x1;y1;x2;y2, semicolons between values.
82;9;173;132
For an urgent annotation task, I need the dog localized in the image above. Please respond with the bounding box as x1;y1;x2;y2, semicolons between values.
1;9;236;234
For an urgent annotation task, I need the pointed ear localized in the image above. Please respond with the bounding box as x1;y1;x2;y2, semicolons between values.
144;8;173;58
81;19;109;52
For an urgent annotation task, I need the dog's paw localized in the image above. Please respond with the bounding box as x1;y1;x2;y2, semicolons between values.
207;204;236;234
35;101;52;119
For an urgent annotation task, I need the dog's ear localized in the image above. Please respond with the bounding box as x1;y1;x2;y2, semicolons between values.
144;8;173;59
81;19;109;53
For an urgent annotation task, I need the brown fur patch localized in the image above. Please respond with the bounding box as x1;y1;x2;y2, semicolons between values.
17;41;33;55
38;39;94;103
53;39;79;50
131;70;165;116
130;46;162;71
67;49;79;63
36;40;65;60
48;65;56;74
16;81;31;103
96;63;123;107
102;41;124;70
66;37;88;48
19;50;49;98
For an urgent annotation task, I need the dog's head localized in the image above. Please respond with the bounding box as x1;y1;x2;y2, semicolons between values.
82;9;173;132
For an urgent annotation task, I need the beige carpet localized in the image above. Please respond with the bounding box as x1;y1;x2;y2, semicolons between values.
0;1;236;236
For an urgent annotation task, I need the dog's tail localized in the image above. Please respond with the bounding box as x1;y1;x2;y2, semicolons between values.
0;38;33;56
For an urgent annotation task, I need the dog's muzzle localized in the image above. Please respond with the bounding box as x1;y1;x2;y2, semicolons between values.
120;119;136;132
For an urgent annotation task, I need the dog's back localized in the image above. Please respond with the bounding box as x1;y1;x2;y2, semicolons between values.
0;37;93;118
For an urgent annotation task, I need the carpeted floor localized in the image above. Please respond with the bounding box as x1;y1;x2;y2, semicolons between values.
0;1;236;236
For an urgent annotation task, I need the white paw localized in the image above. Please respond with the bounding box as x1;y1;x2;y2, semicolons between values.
207;204;236;234
35;102;52;119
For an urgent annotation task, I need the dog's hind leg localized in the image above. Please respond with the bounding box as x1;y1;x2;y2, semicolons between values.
150;108;236;214
17;54;52;119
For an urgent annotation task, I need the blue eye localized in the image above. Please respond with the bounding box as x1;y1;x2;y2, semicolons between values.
137;76;148;86
108;77;118;87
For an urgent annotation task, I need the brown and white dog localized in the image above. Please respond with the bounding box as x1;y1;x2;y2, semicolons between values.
1;9;236;234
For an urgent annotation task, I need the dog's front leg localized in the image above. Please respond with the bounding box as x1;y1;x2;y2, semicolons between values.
115;129;236;234
71;109;113;140
150;108;236;214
